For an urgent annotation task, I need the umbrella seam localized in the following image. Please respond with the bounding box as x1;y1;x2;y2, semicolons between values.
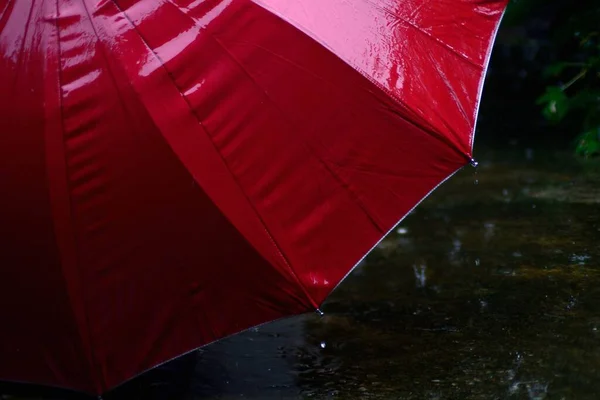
345;61;472;160
381;101;471;161
51;0;101;393
426;51;472;130
213;35;448;142
0;0;15;28
206;31;386;235
8;0;34;95
250;0;473;161
211;31;470;168
363;0;484;70
81;0;240;381
109;0;320;311
159;0;387;233
341;65;472;161
324;162;466;304
80;0;262;386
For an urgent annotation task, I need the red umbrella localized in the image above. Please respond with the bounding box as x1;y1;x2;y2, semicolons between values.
0;0;507;395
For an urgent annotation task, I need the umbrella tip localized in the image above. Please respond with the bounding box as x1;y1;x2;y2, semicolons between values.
316;308;325;316
469;158;479;168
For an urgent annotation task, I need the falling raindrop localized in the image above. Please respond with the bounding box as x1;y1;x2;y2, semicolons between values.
452;238;461;251
320;341;326;349
475;258;480;266
515;352;523;363
479;299;488;311
413;264;427;288
484;222;495;241
525;148;534;160
397;227;408;235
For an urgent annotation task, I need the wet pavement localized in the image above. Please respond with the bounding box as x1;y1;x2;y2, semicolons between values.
187;147;600;399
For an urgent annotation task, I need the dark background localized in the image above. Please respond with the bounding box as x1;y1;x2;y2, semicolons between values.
479;0;599;154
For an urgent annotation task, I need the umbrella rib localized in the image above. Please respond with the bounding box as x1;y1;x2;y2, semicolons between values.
159;0;384;234
160;0;385;235
250;0;471;161
355;0;494;157
332;59;471;161
206;31;385;235
107;0;321;312
0;0;14;33
363;0;483;70
427;51;471;125
381;101;470;161
48;0;101;392
216;35;461;159
8;0;34;95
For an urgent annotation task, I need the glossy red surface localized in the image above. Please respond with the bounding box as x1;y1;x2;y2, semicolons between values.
0;0;507;394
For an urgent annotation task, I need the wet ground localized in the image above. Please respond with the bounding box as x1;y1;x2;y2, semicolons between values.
187;146;600;400
5;147;600;400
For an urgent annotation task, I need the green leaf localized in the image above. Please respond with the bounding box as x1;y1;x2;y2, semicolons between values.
575;127;600;158
536;86;570;123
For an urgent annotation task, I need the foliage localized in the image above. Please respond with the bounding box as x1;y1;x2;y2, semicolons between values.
525;1;600;158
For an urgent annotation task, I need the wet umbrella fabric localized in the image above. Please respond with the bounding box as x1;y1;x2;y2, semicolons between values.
0;0;507;395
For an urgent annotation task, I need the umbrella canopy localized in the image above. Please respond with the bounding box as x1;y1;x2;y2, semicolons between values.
0;0;507;395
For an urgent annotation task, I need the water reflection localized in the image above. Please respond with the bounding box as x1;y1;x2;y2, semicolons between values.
570;254;591;265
